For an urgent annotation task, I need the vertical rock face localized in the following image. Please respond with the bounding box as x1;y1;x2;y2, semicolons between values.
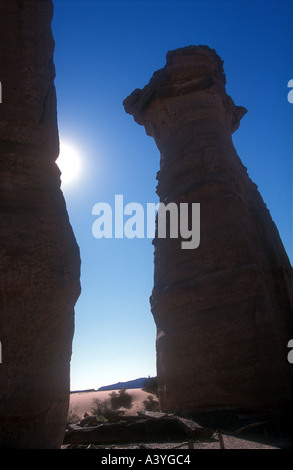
124;46;293;414
0;1;81;448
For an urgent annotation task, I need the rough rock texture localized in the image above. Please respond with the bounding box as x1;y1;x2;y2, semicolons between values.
123;46;293;414
0;1;81;448
64;415;214;445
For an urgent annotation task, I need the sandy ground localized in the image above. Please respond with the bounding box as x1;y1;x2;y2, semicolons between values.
67;389;291;449
69;388;155;419
105;436;280;450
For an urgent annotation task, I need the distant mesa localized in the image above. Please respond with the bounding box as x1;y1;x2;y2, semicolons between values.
97;377;148;391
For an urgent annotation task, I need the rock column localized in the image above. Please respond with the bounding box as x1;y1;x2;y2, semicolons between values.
124;46;293;414
0;1;81;448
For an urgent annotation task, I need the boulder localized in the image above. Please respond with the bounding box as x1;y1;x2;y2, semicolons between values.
63;415;214;445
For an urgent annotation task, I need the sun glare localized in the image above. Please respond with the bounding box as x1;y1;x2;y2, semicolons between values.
56;141;81;186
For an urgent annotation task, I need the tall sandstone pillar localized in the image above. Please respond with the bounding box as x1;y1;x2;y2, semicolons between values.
0;1;81;448
124;46;293;414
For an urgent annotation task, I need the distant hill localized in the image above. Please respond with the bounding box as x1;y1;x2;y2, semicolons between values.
71;388;96;394
97;377;148;391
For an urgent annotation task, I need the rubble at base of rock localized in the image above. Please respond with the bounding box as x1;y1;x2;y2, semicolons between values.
62;408;293;449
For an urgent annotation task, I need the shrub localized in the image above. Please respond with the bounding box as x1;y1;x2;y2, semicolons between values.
90;397;123;422
90;388;133;422
143;394;160;412
109;388;133;410
67;405;81;424
142;376;158;396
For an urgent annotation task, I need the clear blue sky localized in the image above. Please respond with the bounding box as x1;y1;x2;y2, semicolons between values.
52;0;293;391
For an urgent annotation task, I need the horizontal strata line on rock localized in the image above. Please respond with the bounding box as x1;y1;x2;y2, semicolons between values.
151;262;260;292
157;136;237;158
151;296;270;321
0;137;56;149
0;155;58;167
124;80;232;120
158;166;240;185
157;143;231;164
143;76;219;101
0;129;58;147
156;176;250;202
157;148;233;171
0;143;58;161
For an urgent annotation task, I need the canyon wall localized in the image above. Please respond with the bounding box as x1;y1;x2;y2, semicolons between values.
124;46;293;414
0;1;81;448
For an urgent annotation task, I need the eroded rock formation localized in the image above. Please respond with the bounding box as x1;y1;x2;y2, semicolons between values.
0;1;81;448
124;46;293;414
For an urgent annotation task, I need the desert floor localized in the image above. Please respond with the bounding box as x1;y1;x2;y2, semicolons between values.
67;389;293;449
69;388;154;419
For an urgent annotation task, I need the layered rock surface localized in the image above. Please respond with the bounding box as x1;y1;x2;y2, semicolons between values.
0;1;81;448
124;46;293;414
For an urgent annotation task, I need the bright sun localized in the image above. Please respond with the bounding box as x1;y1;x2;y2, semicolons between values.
56;141;81;186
